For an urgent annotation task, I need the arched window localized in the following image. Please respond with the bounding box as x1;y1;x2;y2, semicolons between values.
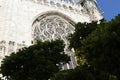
32;12;76;69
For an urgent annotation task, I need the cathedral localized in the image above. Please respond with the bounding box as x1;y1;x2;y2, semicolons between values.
0;0;102;69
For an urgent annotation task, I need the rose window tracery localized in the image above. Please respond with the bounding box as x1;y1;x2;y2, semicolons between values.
32;15;76;69
33;15;74;41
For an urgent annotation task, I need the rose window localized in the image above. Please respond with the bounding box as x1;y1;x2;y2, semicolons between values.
32;15;76;69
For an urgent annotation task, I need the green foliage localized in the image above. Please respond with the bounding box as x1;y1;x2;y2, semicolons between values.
68;20;103;66
68;14;120;80
50;14;120;80
69;14;120;79
51;67;94;80
69;21;98;50
0;40;70;80
51;65;116;80
79;15;120;79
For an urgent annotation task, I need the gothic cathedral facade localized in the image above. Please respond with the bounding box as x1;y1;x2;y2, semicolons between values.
0;0;102;68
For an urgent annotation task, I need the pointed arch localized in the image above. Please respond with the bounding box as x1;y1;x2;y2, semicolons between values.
32;11;76;26
31;11;77;69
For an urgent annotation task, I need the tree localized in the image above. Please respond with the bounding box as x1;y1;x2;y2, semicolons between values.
51;66;94;80
51;19;119;80
73;14;120;79
51;65;115;80
0;40;70;80
69;21;98;50
68;20;100;65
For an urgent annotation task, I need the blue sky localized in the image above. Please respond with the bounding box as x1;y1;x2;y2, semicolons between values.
96;0;120;21
69;0;120;21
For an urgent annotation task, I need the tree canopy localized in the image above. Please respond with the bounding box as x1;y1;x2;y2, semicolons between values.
0;40;70;80
69;14;120;79
69;21;98;50
1;13;120;80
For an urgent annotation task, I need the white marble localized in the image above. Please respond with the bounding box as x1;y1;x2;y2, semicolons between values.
0;0;102;66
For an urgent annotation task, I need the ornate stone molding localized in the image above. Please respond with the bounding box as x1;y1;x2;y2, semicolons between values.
0;40;27;57
32;14;76;69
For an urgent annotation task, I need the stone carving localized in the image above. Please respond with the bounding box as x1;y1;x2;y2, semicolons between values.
0;0;103;70
8;41;15;54
33;15;74;41
0;41;6;57
33;15;76;69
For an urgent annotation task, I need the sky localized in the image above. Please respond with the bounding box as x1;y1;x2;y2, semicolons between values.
67;0;120;21
74;0;120;21
96;0;120;21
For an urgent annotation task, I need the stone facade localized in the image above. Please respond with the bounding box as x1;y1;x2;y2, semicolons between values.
0;0;102;68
